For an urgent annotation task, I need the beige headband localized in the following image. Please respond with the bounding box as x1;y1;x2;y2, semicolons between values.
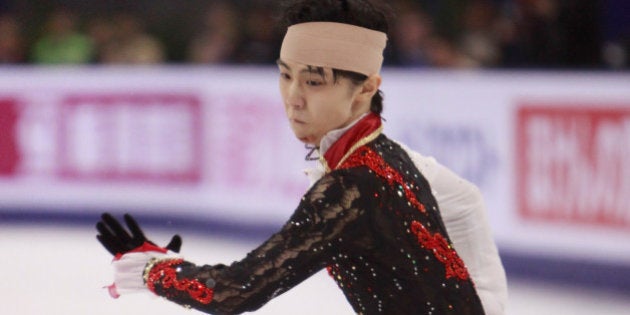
280;22;387;76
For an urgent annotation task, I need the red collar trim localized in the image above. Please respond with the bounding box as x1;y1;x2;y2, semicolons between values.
323;113;382;171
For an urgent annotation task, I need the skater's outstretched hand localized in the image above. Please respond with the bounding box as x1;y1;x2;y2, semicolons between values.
96;213;182;256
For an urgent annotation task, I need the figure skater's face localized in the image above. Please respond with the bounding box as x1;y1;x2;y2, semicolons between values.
277;59;364;145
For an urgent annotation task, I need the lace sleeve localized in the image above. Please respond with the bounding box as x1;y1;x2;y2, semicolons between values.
146;172;368;314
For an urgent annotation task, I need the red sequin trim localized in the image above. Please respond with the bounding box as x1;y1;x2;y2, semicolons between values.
337;141;470;282
410;221;470;281
339;146;426;213
147;259;214;304
326;265;334;277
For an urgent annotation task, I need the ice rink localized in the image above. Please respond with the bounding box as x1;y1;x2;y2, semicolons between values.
3;225;630;315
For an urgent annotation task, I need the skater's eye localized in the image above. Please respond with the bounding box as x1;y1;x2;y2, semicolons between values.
306;80;324;86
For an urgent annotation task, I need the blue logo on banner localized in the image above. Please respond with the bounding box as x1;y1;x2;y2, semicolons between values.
399;125;498;187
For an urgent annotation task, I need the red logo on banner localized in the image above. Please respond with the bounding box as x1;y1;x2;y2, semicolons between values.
0;99;20;176
57;94;202;183
516;105;630;229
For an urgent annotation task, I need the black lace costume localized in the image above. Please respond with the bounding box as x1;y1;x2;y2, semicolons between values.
146;132;485;314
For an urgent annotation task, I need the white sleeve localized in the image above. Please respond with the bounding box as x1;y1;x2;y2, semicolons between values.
400;143;509;315
109;250;182;296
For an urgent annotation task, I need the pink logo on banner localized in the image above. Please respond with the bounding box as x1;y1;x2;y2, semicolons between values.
57;94;202;183
0;98;20;176
516;104;630;229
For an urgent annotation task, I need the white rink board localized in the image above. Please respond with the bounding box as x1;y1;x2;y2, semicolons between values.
0;67;629;266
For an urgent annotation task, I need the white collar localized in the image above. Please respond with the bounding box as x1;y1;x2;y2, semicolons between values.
304;113;369;187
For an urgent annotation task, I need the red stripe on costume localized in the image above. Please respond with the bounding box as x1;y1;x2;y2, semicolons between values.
411;221;470;281
324;113;382;170
114;242;168;261
338;143;469;282
339;146;426;213
147;259;214;304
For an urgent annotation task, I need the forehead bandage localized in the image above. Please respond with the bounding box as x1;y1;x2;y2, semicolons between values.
280;22;388;76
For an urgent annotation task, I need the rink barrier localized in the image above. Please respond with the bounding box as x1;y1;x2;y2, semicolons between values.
1;68;629;296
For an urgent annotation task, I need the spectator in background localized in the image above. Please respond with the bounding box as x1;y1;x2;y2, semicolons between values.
601;0;629;69
187;1;241;64
100;13;165;64
235;3;280;64
557;1;601;68
387;5;434;67
0;13;25;63
458;0;501;67
499;0;564;68
0;0;616;69
85;16;117;64
425;35;478;68
387;2;478;69
31;8;94;64
420;0;467;43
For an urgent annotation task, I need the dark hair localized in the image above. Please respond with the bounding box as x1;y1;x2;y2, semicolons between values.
280;0;393;115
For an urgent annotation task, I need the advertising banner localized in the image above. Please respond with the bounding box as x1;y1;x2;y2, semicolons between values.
1;67;629;266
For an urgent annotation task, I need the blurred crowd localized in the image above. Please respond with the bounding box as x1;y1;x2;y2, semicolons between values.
0;0;627;69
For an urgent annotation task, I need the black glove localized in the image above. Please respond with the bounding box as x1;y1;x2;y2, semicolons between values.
96;213;182;256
